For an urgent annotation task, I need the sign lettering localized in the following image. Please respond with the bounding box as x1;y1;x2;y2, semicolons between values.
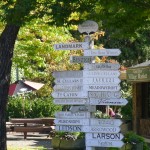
54;78;83;84
70;56;95;63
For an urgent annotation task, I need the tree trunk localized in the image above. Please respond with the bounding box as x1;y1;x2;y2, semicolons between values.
0;24;20;150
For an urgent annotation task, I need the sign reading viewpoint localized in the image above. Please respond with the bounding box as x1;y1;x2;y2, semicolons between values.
78;20;98;34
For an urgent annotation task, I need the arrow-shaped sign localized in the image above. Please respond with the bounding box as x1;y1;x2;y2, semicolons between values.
54;118;89;125
84;49;121;56
70;56;95;63
84;63;120;70
54;42;89;50
86;133;124;141
86;139;124;148
84;84;121;91
54;78;83;85
90;98;128;106
88;91;122;99
83;70;120;77
55;111;91;119
83;78;121;84
90;119;122;127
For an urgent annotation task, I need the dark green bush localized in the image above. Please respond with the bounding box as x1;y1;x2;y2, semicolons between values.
6;94;62;120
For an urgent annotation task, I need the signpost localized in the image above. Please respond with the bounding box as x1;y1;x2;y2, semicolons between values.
89;98;128;106
84;49;121;56
54;42;89;50
52;20;127;150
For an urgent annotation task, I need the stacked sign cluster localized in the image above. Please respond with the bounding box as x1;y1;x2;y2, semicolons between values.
52;20;128;150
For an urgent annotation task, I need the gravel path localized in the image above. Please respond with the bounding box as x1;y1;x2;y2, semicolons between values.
7;132;53;150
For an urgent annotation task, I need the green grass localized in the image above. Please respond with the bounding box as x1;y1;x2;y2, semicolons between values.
7;146;47;150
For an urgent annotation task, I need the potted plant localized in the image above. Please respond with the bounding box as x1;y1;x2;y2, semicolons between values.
49;130;85;150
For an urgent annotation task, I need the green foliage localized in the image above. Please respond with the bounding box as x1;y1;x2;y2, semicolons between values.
123;131;150;150
6;94;62;120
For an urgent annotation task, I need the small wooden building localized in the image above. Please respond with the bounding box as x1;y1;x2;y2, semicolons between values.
127;61;150;138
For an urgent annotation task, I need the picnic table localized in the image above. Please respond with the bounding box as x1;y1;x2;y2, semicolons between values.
9;118;55;139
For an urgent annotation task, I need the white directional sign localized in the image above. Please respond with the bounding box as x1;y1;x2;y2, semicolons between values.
54;118;89;125
53;85;83;92
52;91;88;98
78;20;98;34
83;78;121;84
86;133;124;141
90;119;122;127
70;56;95;63
84;49;121;56
83;126;120;133
90;98;128;106
56;125;120;133
55;111;91;119
54;78;83;85
84;85;121;91
83;70;120;77
54;42;89;50
86;139;124;148
84;63;120;70
70;105;96;113
88;91;122;99
56;125;83;132
52;70;83;78
53;98;89;105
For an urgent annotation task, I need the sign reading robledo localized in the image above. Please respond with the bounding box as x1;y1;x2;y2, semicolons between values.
70;56;95;63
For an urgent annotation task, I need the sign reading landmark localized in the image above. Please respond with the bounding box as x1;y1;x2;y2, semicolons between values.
84;49;121;56
54;42;89;50
70;56;95;63
84;63;120;70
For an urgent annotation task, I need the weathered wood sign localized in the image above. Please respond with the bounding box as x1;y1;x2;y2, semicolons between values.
55;111;91;119
84;49;121;56
90;119;122;127
52;70;83;78
56;125;83;132
86;139;124;148
54;78;83;85
53;85;83;92
53;98;89;105
90;98;128;106
83;78;121;84
52;91;88;98
54;42;89;50
78;20;98;34
84;84;121;91
88;91;122;99
84;63;120;70
86;133;124;140
83;70;120;77
54;118;89;125
70;56;95;63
